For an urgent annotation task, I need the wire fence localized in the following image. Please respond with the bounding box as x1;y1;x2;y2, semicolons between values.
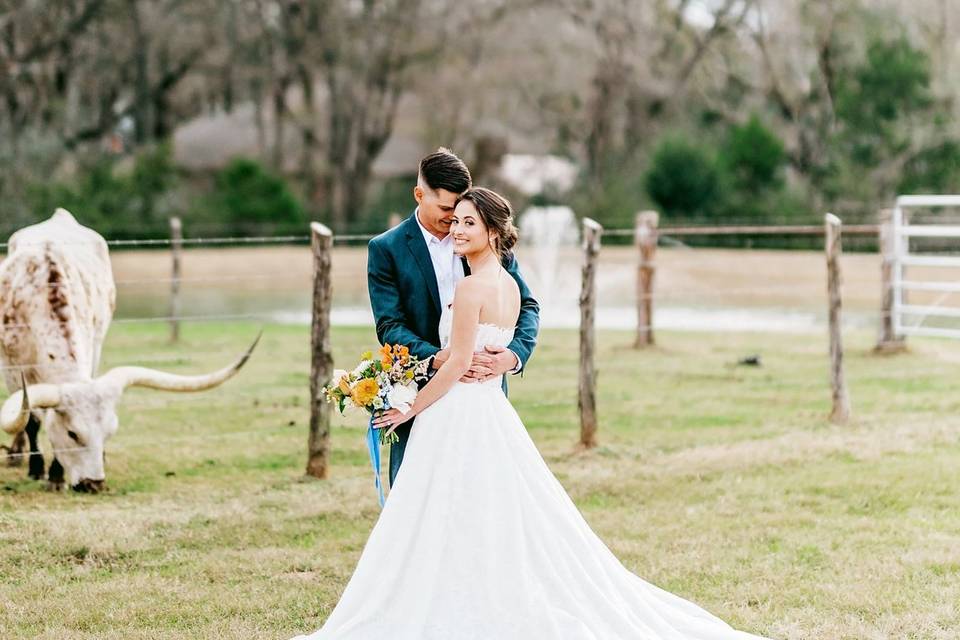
0;223;886;250
0;233;388;252
0;221;897;341
0;221;903;349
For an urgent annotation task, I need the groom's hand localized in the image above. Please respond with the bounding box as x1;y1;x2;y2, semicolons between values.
483;345;520;377
461;346;518;383
433;348;494;382
460;351;495;383
431;348;450;370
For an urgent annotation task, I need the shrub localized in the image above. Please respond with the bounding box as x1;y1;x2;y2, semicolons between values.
211;158;306;233
898;141;960;194
25;145;177;238
721;115;786;192
645;136;722;218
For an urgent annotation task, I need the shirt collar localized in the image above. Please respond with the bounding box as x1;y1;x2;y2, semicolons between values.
415;207;449;247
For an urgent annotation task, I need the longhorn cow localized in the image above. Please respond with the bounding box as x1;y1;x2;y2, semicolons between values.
0;209;257;492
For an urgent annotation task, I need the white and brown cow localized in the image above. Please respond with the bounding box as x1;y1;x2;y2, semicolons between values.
0;209;257;492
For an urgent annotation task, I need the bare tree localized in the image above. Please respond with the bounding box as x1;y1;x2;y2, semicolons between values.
248;0;524;230
563;0;756;180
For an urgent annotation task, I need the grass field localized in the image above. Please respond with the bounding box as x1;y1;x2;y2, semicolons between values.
2;323;960;639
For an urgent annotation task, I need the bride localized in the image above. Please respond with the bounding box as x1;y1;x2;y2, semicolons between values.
292;188;770;639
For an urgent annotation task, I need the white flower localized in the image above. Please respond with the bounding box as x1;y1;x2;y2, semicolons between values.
332;368;348;382
352;360;373;378
414;360;430;378
386;382;418;415
372;395;385;410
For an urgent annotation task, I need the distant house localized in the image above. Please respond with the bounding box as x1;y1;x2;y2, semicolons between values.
499;154;578;196
171;88;571;189
172;97;424;178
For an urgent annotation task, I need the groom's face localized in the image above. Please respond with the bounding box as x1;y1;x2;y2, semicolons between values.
415;185;460;239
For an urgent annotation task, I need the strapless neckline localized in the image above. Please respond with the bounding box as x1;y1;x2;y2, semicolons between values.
439;305;515;351
477;321;515;333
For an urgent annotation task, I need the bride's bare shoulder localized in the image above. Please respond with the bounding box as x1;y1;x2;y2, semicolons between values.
453;274;487;300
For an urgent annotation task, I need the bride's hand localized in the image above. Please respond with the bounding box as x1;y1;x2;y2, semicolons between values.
371;408;409;436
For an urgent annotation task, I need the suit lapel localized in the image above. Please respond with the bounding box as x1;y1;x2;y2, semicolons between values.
403;213;442;314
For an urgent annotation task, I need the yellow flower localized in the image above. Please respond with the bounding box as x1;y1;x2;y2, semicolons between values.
338;376;352;395
361;350;373;360
352;378;380;406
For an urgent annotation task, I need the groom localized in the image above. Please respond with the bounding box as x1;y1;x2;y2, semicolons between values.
367;148;540;487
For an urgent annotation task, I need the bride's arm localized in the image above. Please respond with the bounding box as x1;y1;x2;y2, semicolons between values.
373;279;481;432
405;279;482;416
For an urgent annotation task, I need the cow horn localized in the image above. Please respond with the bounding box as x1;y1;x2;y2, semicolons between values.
100;332;261;393
2;375;62;435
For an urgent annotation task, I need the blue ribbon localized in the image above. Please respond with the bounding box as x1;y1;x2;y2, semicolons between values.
366;415;385;508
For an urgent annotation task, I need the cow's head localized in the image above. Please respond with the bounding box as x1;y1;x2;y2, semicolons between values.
1;335;259;492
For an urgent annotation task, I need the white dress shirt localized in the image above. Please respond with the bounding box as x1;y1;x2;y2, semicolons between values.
415;209;521;374
415;209;465;311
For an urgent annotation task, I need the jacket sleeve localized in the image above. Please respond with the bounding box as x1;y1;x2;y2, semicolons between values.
503;252;540;374
367;238;440;361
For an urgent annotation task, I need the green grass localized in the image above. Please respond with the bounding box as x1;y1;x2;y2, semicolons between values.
2;323;960;639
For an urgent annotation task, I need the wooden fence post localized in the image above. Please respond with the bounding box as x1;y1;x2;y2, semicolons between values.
825;213;851;424
875;208;906;353
308;222;334;479
579;218;602;449
168;217;182;343
388;212;402;229
634;210;658;348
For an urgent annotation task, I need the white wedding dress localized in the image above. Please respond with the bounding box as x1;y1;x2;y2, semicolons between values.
293;305;769;639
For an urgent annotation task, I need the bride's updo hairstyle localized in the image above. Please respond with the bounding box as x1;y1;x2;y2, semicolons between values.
456;187;519;261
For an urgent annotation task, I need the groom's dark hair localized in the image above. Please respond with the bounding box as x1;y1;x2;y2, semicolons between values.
418;148;471;194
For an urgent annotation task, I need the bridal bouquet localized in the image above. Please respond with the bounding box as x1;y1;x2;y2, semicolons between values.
324;344;430;506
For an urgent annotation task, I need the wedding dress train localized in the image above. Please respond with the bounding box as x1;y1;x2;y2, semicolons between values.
292;306;769;639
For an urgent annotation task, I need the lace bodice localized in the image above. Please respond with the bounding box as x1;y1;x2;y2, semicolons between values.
438;304;515;351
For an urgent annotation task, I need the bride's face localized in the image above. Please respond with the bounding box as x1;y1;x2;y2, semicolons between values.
451;201;495;258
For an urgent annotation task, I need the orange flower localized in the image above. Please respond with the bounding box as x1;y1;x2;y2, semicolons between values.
352;378;380;406
377;344;393;369
379;344;393;367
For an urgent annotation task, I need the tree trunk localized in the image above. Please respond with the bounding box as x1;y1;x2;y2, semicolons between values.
251;78;266;159
585;65;618;180
128;1;153;144
298;66;320;205
271;77;288;172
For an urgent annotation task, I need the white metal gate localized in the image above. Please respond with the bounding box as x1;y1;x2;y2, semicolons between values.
892;194;960;338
